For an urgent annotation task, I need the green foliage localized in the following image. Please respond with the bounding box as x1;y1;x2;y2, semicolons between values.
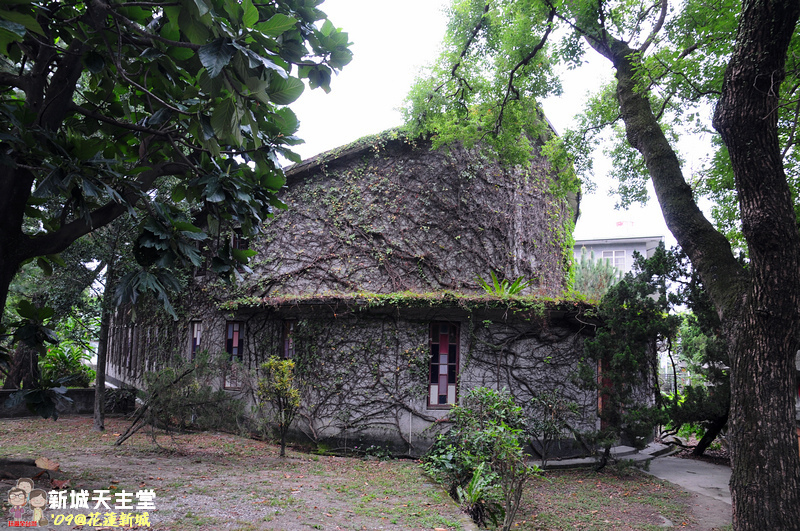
662;291;729;454
580;245;679;462
456;462;504;528
139;353;248;437
403;0;561;166
256;356;301;457
528;389;579;466
571;248;622;301
0;0;352;321
39;343;95;389
37;314;98;388
421;387;536;530
2;302;92;419
476;271;533;297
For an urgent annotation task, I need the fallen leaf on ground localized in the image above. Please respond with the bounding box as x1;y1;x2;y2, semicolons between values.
35;457;59;471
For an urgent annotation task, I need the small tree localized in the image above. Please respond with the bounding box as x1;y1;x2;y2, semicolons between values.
572;248;622;301
579;246;679;469
115;353;247;445
257;356;301;457
664;284;730;456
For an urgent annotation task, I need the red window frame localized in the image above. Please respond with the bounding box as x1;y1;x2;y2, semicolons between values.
428;322;459;408
226;321;244;360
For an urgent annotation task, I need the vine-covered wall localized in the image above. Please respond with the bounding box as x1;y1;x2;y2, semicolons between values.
106;296;598;456
240;132;576;298
104;130;595;454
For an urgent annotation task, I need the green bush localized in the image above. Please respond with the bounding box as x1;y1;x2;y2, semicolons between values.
39;342;95;388
456;462;504;528
421;387;537;530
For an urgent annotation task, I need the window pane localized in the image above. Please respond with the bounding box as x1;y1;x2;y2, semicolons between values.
429;322;460;407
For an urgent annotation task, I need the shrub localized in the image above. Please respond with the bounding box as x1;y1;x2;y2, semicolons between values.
115;352;248;445
39;342;95;388
421;387;537;530
256;356;301;457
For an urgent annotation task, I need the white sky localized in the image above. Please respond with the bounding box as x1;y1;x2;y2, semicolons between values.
290;0;678;246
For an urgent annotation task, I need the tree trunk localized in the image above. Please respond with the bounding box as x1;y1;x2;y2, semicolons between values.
94;258;120;432
711;1;800;528
693;414;727;456
0;168;35;325
585;0;800;527
94;306;110;431
2;342;40;390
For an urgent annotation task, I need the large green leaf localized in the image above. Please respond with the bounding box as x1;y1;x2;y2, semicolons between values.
198;38;234;78
191;0;210;17
0;9;44;35
267;76;304;105
0;19;25;38
257;14;297;37
241;0;259;28
274;107;299;136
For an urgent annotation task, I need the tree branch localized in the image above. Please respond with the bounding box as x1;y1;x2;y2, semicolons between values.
19;162;189;260
495;10;555;133
0;72;27;91
69;103;175;135
587;34;746;317
432;1;491;96
638;0;667;54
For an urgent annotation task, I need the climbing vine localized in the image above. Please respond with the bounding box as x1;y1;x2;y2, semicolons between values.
238;133;574;298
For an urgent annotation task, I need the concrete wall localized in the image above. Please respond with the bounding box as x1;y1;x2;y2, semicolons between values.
0;388;134;418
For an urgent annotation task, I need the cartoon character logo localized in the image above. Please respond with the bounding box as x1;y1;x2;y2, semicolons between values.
6;487;27;521
29;488;49;525
15;477;33;500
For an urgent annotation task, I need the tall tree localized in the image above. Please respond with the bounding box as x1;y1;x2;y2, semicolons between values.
405;0;800;528
0;0;352;326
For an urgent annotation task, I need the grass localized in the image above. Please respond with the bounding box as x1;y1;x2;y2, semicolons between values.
519;468;691;530
0;415;711;530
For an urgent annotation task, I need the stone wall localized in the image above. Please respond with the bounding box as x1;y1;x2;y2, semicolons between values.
237;134;576;298
106;299;598;456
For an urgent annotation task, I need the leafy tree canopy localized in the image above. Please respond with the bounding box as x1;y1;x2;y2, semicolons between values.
406;1;800;526
0;0;352;324
404;0;800;251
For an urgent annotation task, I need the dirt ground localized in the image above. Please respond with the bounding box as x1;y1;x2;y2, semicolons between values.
1;415;731;530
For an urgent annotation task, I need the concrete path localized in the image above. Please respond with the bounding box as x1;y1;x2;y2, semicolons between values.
645;456;732;530
646;456;731;505
543;445;734;529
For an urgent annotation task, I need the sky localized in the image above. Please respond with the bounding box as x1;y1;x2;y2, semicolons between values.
290;0;678;245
